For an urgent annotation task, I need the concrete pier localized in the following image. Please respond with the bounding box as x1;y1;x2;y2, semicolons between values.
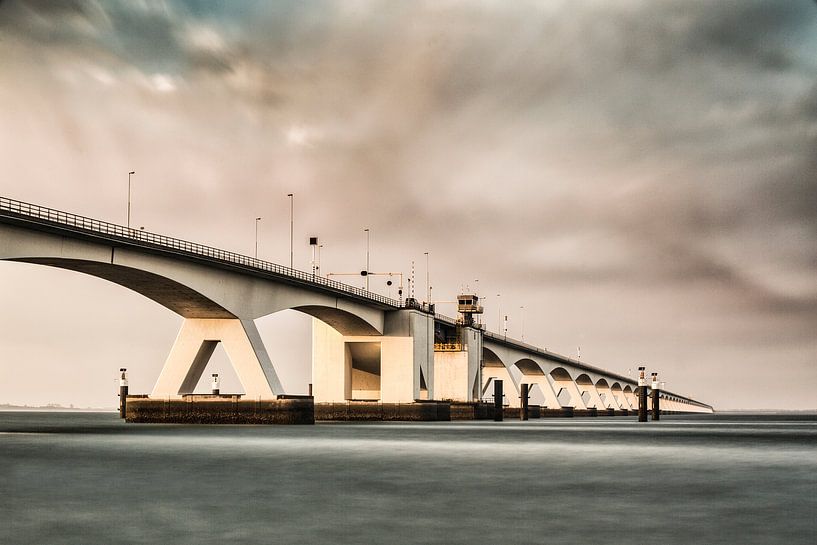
651;373;661;421
449;401;495;420
494;380;503;422
118;368;128;419
125;395;314;424
314;401;450;421
637;366;648;422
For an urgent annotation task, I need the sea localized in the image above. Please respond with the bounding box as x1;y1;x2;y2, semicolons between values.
1;412;815;545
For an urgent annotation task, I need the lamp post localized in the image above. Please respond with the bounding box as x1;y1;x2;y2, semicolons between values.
287;193;294;268
364;228;370;290
424;251;430;303
496;293;501;333
520;305;525;342
127;171;135;229
254;217;262;258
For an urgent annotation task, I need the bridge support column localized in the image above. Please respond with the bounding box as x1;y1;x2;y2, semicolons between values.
595;384;619;409
623;389;638;411
312;311;432;404
552;378;588;410
482;367;520;407
527;377;561;409
152;318;283;399
577;382;606;410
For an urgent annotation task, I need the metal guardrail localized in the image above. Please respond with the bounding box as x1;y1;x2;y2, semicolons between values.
0;196;401;308
434;342;463;352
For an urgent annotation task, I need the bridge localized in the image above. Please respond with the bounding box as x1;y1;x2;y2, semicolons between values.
0;196;713;417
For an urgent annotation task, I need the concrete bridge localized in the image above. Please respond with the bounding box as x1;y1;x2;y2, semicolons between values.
0;196;713;415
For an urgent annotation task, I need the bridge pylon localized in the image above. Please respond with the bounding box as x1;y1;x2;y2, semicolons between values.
151;318;284;398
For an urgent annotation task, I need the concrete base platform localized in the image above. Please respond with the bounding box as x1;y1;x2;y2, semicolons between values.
503;407;520;419
315;401;451;421
449;402;495;420
125;395;314;424
574;408;598;417
540;407;575;417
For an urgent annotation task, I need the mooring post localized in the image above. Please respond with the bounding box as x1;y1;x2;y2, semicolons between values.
637;366;648;422
211;373;220;395
651;372;660;421
520;383;529;421
118;368;128;419
494;379;503;422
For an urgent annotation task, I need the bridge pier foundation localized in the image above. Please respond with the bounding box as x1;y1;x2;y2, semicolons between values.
151;318;283;399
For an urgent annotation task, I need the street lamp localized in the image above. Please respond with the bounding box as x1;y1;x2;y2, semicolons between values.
254;217;262;258
424;251;430;303
287;193;294;268
127;171;135;229
364;228;370;290
520;305;525;342
496;293;501;333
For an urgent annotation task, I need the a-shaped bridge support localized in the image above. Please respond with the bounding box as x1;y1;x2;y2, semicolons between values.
152;318;284;398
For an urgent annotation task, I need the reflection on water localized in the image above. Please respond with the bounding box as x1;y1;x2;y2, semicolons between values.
1;413;815;545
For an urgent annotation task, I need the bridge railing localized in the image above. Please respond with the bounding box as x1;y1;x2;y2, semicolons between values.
0;196;401;308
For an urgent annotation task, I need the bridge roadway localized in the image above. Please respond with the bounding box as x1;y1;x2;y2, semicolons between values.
0;196;712;413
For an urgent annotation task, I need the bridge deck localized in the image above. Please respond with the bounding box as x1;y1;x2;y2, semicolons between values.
0;196;400;310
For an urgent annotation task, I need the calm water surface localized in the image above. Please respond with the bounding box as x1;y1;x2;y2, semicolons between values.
1;412;815;544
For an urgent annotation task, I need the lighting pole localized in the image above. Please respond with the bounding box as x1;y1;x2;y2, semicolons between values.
424;251;430;303
287;193;294;268
127;171;135;229
520;305;525;342
496;293;501;332
364;228;370;290
254;217;262;258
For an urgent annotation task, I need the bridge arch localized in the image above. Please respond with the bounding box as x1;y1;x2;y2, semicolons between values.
510;358;562;409
610;382;631;410
574;373;606;409
548;366;586;409
622;385;638;410
1;228;386;400
480;348;520;407
5;256;383;335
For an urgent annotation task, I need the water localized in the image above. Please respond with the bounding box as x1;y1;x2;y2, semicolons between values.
1;413;815;544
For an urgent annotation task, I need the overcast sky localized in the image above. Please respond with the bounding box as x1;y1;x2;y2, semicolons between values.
1;0;815;410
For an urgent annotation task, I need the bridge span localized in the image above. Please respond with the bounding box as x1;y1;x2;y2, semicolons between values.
0;196;712;416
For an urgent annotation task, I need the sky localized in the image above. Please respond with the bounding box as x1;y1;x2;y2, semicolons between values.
0;0;815;410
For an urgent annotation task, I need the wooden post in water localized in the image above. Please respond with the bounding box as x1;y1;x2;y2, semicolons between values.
493;379;503;422
651;372;660;421
520;383;529;421
118;368;128;419
637;366;648;422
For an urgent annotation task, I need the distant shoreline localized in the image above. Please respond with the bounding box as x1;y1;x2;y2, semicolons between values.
1;404;814;415
0;404;116;412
